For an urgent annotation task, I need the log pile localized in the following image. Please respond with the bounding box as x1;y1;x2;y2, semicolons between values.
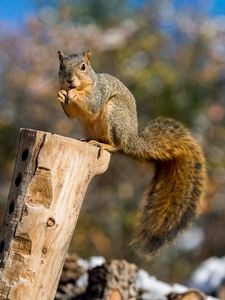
55;255;208;300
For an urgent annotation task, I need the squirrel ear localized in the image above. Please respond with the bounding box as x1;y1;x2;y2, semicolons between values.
83;49;92;62
58;51;65;62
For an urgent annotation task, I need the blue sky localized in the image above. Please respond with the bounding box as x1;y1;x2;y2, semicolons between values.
0;0;36;23
209;0;225;15
1;0;225;25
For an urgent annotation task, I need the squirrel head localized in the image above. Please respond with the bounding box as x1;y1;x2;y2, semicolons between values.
58;50;94;90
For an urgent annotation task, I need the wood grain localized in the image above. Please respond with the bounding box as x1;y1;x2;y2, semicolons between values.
0;129;110;300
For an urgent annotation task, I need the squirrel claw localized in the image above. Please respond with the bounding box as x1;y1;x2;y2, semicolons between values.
88;140;117;158
88;140;104;158
58;90;68;104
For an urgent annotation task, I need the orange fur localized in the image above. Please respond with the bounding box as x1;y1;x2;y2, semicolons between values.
57;51;207;256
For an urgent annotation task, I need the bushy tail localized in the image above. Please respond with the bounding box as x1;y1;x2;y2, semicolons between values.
127;118;207;256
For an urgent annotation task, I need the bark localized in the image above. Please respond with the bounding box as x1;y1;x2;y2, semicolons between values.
85;260;138;300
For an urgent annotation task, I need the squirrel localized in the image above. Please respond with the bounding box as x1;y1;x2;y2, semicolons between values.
57;50;207;256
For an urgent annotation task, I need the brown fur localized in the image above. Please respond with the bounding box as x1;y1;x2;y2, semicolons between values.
57;50;207;256
134;119;206;255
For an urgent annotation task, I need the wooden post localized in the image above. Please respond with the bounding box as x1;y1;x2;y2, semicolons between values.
0;129;110;300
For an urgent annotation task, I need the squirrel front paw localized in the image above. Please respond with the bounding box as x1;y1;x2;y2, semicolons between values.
58;90;68;105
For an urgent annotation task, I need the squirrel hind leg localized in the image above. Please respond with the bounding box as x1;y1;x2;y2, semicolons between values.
87;140;118;158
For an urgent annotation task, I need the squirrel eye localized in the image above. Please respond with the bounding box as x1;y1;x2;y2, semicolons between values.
81;63;86;71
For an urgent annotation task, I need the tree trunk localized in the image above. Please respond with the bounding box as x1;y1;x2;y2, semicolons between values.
0;129;110;300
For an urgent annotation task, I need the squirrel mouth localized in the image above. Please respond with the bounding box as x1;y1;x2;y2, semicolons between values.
66;79;77;89
68;83;77;89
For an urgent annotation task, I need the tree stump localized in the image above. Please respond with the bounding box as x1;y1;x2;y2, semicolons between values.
0;129;110;300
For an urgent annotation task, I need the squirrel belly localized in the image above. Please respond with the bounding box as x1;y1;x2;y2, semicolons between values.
122;118;207;256
57;50;207;256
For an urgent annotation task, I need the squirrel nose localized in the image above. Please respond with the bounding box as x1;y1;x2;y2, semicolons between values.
66;79;74;85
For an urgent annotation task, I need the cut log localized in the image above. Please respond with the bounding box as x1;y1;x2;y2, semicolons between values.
167;290;206;300
85;260;138;300
0;129;110;300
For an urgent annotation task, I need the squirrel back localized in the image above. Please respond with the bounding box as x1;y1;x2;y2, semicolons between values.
57;50;207;256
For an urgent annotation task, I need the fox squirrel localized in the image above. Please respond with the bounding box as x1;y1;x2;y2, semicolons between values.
57;50;206;256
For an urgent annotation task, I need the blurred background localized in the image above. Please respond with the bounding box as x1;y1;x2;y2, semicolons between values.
0;0;225;288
